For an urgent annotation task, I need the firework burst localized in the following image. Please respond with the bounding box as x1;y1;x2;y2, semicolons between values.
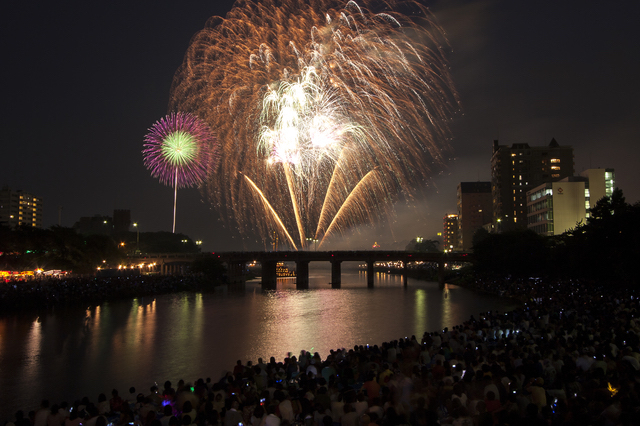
143;112;218;232
170;0;458;248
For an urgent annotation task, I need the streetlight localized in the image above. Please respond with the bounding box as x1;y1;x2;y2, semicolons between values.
133;223;139;253
306;237;318;251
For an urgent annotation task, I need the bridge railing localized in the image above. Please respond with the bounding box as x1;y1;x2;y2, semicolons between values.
126;251;473;263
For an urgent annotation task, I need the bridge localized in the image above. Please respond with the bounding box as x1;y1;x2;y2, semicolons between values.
129;251;472;289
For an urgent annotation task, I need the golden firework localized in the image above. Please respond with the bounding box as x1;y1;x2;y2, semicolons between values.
170;0;458;249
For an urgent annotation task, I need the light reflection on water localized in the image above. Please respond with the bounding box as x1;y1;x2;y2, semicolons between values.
0;265;520;420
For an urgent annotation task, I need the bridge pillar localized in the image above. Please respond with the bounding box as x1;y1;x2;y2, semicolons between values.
438;260;445;289
296;261;310;289
330;260;342;289
227;261;246;285
366;260;374;288
262;260;278;290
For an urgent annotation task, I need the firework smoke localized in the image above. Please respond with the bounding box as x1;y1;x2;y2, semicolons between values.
170;0;458;248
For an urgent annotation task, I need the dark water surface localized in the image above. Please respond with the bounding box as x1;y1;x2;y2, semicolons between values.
0;264;520;420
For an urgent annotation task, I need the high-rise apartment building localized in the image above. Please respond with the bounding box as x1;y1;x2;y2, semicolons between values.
0;186;44;228
527;168;615;236
491;138;574;232
443;214;459;252
456;182;492;250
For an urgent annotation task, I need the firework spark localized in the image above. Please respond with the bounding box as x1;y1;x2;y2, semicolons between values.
143;112;218;232
170;0;458;248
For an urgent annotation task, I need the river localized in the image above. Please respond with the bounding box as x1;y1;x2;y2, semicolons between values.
0;263;520;420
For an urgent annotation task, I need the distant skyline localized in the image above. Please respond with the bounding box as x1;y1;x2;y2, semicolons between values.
2;0;638;251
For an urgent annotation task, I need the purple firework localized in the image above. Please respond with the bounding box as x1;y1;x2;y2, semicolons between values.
143;112;218;233
143;112;217;189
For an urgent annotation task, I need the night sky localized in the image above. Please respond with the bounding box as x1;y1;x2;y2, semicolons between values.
3;0;639;251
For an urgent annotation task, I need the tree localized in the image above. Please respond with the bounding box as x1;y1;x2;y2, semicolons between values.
472;230;550;277
405;238;440;253
137;232;200;253
588;188;627;221
472;228;490;248
554;189;640;284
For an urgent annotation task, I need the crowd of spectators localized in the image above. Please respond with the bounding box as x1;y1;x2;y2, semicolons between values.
4;277;640;426
0;274;213;310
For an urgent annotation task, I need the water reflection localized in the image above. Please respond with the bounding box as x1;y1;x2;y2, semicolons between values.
23;318;42;387
442;283;452;326
0;271;520;420
414;289;426;331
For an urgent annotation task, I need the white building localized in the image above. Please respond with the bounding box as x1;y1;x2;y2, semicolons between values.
526;169;615;236
579;168;616;211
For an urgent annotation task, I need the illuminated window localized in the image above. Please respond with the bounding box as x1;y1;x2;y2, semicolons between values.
552;174;560;178
550;158;560;163
551;166;560;170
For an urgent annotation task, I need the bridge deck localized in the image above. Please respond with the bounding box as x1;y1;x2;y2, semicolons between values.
127;251;472;289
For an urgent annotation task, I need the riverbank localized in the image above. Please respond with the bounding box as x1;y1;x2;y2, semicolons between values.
0;274;220;312
370;265;558;305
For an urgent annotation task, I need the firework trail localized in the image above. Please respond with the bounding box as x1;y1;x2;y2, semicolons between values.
170;0;458;248
143;112;218;232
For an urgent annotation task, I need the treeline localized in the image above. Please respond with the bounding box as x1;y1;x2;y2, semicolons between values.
471;189;640;285
0;226;200;274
